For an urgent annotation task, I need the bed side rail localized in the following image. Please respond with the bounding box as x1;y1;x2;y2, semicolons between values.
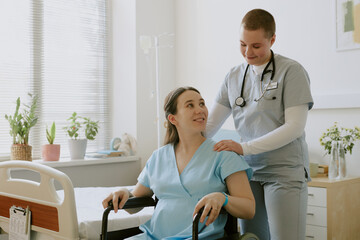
0;160;79;239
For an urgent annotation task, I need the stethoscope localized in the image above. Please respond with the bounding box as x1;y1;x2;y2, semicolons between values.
235;50;276;107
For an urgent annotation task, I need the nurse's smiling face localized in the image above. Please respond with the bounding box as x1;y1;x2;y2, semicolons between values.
171;90;208;133
239;25;275;66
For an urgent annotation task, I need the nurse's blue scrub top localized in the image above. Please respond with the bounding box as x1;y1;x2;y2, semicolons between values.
137;139;252;240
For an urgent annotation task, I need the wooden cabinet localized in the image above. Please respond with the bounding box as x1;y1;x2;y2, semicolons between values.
306;177;360;240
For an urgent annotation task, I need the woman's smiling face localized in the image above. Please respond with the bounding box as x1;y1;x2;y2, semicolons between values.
170;90;208;133
239;25;275;66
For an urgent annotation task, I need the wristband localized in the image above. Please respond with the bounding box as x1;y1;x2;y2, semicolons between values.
222;192;228;207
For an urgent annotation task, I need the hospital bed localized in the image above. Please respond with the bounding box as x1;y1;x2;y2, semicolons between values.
0;160;153;240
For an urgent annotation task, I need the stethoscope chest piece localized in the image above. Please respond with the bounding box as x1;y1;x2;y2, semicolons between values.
235;96;246;107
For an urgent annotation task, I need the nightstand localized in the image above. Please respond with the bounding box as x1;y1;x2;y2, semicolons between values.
306;177;360;240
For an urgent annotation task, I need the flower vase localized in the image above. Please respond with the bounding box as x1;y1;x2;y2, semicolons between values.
338;142;346;179
329;141;339;179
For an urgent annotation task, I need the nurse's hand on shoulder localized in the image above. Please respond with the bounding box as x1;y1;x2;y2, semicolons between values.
213;140;243;155
193;192;226;226
102;188;130;213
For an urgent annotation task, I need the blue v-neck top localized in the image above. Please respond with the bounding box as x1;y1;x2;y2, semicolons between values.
137;139;252;239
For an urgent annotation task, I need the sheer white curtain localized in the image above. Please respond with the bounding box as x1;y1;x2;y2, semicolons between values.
0;0;111;160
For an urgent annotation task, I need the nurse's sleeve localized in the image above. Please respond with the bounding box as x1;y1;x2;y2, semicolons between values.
206;102;232;138
206;71;233;138
241;104;307;155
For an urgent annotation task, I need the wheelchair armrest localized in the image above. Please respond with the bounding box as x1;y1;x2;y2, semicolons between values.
101;196;156;240
120;196;157;209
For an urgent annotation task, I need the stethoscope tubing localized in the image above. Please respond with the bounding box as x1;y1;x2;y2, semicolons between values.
235;50;275;107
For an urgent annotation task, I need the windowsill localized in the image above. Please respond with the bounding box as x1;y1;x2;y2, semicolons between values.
1;156;139;168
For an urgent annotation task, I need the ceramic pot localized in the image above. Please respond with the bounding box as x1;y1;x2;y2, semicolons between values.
11;144;32;161
42;144;60;161
68;139;87;160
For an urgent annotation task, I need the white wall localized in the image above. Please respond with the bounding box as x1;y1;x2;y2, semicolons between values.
112;0;360;175
135;0;175;165
111;0;136;138
112;0;175;166
175;0;360;176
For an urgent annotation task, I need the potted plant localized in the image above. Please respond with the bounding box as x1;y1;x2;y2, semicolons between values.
42;122;60;161
319;122;360;179
5;93;38;161
64;112;99;159
320;122;360;155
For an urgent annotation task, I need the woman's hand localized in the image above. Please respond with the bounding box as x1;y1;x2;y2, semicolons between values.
213;140;243;155
192;192;226;226
102;188;131;213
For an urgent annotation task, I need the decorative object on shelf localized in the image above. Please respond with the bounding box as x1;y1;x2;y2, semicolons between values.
5;93;38;161
96;134;137;158
42;122;60;161
319;122;360;179
64;112;99;159
95;137;122;158
316;164;329;177
309;162;319;178
112;133;137;156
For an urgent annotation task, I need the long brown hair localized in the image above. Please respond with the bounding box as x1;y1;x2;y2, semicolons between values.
163;86;200;145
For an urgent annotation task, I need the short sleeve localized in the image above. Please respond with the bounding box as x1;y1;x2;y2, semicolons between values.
283;63;313;110
218;151;253;182
215;71;232;109
137;154;153;188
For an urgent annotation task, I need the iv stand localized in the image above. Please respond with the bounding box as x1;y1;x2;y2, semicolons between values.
140;33;174;149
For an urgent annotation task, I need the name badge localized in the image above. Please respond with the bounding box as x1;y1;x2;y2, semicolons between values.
267;82;278;90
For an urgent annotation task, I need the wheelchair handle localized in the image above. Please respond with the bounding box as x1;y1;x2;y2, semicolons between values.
192;207;228;240
192;208;203;240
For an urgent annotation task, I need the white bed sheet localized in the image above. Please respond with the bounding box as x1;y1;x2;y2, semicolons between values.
57;186;153;240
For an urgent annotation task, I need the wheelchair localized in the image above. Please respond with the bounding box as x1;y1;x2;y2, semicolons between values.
100;196;259;240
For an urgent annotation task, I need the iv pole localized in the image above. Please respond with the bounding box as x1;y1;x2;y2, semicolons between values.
140;33;174;149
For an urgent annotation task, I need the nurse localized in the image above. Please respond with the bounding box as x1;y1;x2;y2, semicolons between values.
206;9;313;240
103;86;255;239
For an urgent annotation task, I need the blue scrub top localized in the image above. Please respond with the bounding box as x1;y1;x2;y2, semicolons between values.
216;54;313;182
137;138;252;240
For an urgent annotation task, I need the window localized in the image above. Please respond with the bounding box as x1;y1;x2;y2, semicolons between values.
0;0;110;160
